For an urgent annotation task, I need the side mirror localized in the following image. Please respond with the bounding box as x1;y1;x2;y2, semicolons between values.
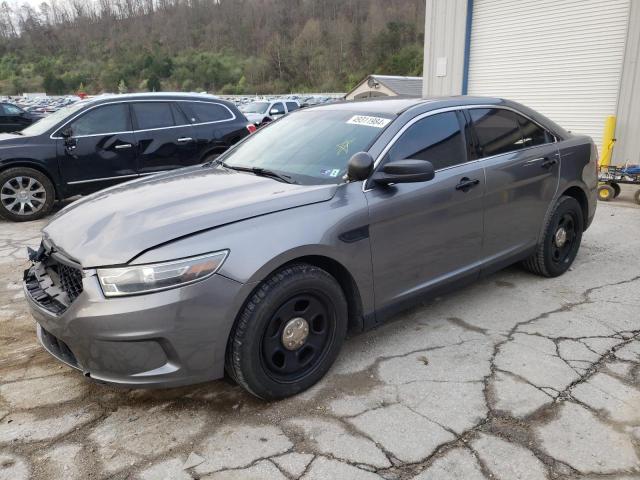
269;108;280;116
347;152;374;181
372;159;435;185
60;127;73;139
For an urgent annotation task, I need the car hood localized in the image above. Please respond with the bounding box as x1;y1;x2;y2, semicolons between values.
43;166;337;267
0;133;31;145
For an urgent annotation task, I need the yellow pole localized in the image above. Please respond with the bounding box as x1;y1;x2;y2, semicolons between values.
600;115;616;167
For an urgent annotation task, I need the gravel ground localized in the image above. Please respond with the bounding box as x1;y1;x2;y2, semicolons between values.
0;188;639;480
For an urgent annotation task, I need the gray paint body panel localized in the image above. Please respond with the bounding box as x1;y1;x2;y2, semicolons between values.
24;96;597;388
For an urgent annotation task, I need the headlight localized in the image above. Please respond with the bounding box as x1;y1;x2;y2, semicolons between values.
97;250;228;297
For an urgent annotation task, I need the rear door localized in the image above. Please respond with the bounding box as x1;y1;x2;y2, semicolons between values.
468;107;560;263
365;111;485;311
132;101;197;174
178;100;241;159
56;103;138;189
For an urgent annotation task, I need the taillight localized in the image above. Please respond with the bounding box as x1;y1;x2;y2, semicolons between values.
246;124;257;134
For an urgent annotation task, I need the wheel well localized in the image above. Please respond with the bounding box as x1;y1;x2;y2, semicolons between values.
561;186;589;231
0;162;59;199
283;255;364;333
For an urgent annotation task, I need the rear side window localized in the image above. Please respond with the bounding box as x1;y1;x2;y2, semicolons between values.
69;104;131;136
469;108;523;157
132;102;175;130
286;102;299;112
386;111;467;170
514;113;553;147
181;102;234;123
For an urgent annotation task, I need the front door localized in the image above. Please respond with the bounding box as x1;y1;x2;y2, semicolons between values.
467;108;560;261
365;111;485;312
132;102;198;174
57;103;138;191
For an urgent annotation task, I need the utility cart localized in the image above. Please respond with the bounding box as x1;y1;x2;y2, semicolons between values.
598;165;640;204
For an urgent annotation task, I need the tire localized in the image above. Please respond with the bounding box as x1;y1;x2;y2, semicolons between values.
611;182;621;198
597;184;615;202
226;263;348;400
522;195;584;278
634;189;640;205
0;167;55;222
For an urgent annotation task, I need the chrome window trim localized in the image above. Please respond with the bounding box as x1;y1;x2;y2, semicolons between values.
49;99;237;140
363;104;558;192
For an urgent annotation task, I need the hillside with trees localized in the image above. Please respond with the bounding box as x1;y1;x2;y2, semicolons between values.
0;0;425;95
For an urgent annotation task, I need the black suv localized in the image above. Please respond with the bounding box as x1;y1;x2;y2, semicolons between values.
0;93;253;221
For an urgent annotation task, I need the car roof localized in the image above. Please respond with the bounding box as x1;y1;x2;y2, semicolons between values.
310;95;506;115
85;92;234;106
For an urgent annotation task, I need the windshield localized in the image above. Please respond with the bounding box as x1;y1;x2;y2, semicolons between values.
20;101;88;136
221;110;393;184
240;101;270;114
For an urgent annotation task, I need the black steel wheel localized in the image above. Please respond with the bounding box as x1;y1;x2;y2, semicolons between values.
226;263;348;400
522;195;584;277
261;292;335;382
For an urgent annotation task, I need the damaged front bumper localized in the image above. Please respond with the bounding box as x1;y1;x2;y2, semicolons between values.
23;247;251;388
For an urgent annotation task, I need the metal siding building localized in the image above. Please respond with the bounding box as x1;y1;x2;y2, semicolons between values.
423;0;639;165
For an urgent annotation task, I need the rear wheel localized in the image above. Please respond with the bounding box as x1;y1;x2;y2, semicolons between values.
597;184;615;201
522;196;584;277
0;167;55;222
226;263;348;400
611;182;621;198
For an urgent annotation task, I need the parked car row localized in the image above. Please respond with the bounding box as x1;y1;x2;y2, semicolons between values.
0;93;255;221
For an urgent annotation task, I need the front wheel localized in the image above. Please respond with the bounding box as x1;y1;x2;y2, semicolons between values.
522;196;584;277
0;167;55;222
226;263;348;400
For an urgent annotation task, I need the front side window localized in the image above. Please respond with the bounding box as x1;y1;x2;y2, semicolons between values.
386;112;467;170
221;110;391;184
68;104;131;136
132;102;175;130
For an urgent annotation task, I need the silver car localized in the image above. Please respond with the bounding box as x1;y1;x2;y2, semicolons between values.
23;97;598;399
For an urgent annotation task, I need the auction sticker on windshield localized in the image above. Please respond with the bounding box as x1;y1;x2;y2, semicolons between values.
346;115;391;128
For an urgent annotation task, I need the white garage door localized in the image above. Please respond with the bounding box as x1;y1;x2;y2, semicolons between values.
467;0;630;148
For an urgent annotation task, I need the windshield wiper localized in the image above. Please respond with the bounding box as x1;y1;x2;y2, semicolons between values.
223;163;297;184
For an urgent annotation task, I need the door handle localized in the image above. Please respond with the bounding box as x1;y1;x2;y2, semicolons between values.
455;177;480;192
177;137;193;143
541;157;558;169
114;143;133;149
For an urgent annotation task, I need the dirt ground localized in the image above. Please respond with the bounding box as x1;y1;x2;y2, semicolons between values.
0;187;639;480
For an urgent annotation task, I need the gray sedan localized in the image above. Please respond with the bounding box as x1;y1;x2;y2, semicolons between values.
23;96;598;399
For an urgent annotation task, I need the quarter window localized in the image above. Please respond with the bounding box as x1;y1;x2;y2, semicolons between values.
181;102;233;123
132;102;175;130
469;108;523;157
68;104;131;136
515;113;553;147
386;112;467;170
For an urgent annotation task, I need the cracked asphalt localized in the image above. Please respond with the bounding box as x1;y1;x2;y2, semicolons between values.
1;189;639;480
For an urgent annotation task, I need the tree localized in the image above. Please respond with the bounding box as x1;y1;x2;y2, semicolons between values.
117;79;128;94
